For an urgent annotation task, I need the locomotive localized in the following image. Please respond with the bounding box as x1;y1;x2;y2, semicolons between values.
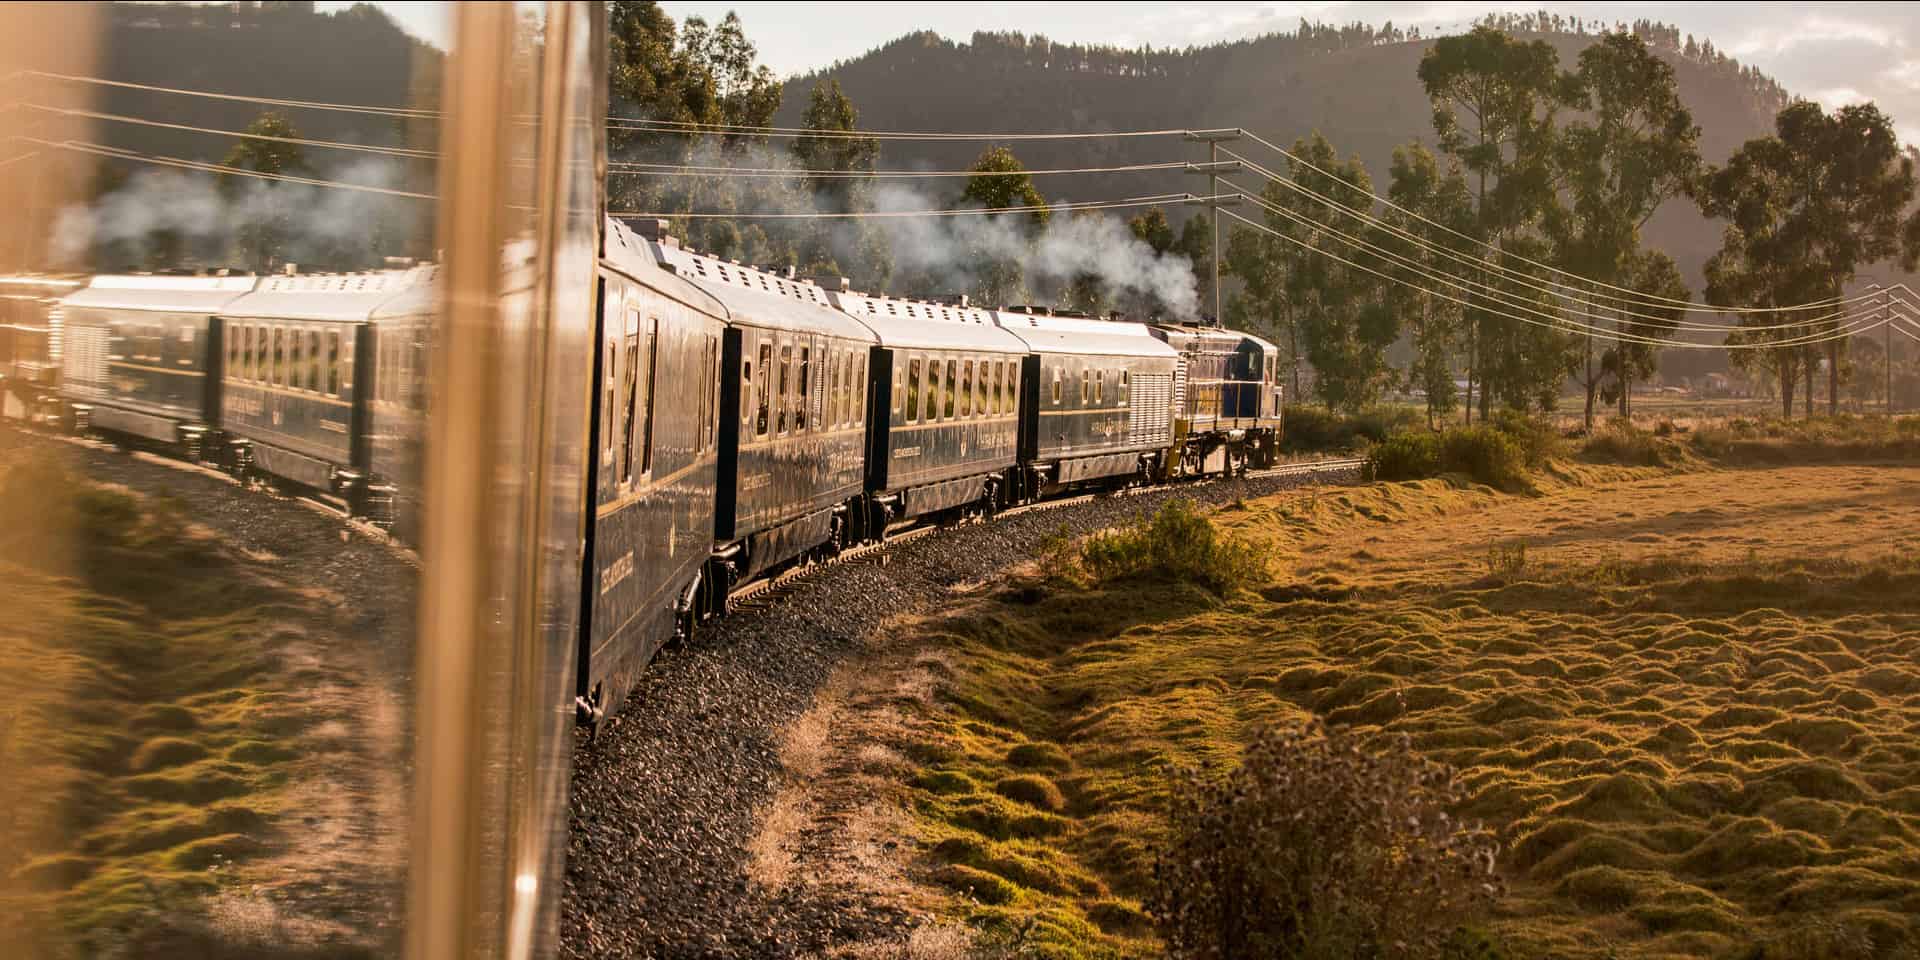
36;216;1285;720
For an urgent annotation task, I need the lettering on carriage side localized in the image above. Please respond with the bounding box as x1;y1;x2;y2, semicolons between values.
599;550;634;595
740;473;770;492
893;445;921;459
223;394;264;418
320;419;347;434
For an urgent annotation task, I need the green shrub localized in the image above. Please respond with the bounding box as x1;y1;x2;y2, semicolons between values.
1078;499;1264;594
1440;426;1530;491
1367;432;1441;482
1282;405;1424;454
1488;409;1561;469
1148;723;1504;959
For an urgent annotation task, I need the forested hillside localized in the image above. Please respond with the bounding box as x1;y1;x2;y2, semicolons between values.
774;16;1792;293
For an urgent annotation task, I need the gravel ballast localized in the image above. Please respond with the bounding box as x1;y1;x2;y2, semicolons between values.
561;465;1360;959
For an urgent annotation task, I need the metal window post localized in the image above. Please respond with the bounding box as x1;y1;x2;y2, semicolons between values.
1184;130;1242;323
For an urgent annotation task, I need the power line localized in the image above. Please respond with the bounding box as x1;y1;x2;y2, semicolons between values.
1218;207;1885;351
25;70;438;120
1224;144;1870;324
1235;128;1856;316
612;193;1190;220
607;159;1189;178
25;137;435;200
605;117;1189;142
23;103;434;160
1223;177;1856;335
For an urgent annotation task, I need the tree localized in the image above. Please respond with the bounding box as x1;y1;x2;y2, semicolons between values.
1127;206;1175;253
1383;142;1475;425
223;111;305;271
958;145;1048;305
1600;249;1688;412
1700;100;1920;416
788;79;890;287
605;2;784;254
1419;25;1578;419
1555;31;1700;427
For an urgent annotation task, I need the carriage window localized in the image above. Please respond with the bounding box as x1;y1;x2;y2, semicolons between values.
986;361;999;415
308;330;322;393
906;358;921;423
271;327;284;386
239;326;252;381
340;329;355;395
854;355;866;426
639;319;657;474
1010;364;1020;412
944;359;957;419
959;360;973;418
797;345;811;432
926;358;941;422
777;344;793;435
327;331;341;396
892;360;904;415
1081;369;1090;405
288;327;304;389
1051;366;1061;404
226;324;239;375
1121;369;1130;405
754;341;772;437
603;339;618;461
618;327;639;483
1096;369;1104;405
829;352;841;428
975;359;988;416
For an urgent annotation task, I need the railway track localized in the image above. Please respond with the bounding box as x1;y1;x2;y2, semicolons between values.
723;455;1368;612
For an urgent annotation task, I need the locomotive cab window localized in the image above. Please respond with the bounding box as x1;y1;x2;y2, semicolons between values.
1051;366;1061;404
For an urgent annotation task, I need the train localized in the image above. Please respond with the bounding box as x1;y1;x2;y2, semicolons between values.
11;216;1284;720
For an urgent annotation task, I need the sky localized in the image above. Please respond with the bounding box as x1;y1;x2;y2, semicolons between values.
659;1;1920;143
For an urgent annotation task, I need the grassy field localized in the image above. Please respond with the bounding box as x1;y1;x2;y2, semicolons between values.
843;458;1920;958
0;449;397;958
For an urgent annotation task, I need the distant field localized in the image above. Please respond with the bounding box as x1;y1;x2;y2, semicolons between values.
836;462;1920;958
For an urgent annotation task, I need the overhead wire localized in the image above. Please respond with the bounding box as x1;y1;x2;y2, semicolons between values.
1223;146;1875;327
606;159;1190;178
24;70;438;120
22;102;434;160
1217;206;1887;351
1235;128;1854;315
23;136;436;200
603;117;1189;141
1222;176;1860;336
611;193;1191;220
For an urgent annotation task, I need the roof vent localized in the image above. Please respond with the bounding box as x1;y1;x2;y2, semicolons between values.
630;218;672;241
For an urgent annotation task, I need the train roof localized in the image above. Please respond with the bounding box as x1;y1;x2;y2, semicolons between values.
825;290;1029;353
221;269;426;323
989;310;1179;359
647;237;874;343
1150;321;1280;357
602;217;727;319
60;273;259;313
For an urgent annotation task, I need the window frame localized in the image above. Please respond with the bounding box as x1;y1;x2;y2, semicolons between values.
906;357;921;424
754;340;772;438
959;359;973;418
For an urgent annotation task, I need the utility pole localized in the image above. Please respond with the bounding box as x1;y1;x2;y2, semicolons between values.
1185;129;1241;323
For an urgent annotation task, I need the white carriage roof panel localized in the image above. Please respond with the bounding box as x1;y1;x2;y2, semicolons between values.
825;291;1029;353
223;269;425;323
62;273;259;313
990;310;1180;359
1149;322;1250;353
602;217;728;317
369;265;443;320
648;240;875;342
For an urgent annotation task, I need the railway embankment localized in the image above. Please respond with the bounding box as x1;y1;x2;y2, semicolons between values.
774;435;1920;959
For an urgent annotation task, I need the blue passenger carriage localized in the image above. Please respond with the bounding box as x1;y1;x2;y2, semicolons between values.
825;288;1028;524
991;308;1180;500
58;273;257;458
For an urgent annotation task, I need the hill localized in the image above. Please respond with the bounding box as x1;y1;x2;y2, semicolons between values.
774;17;1793;300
